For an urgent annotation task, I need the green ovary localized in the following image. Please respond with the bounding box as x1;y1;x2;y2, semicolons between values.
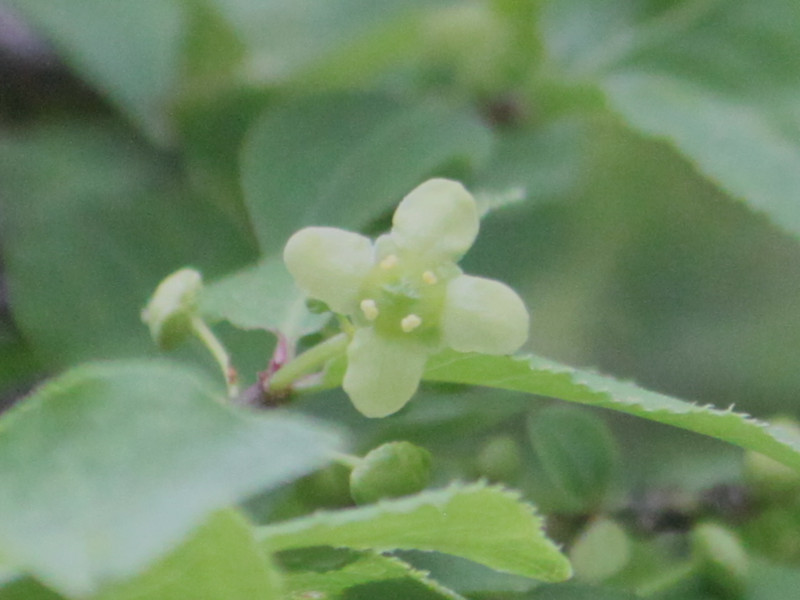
357;255;448;345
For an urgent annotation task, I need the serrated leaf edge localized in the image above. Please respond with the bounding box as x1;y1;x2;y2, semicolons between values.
425;351;800;472
259;481;571;582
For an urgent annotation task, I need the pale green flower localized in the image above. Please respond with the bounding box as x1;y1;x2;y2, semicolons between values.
284;178;529;417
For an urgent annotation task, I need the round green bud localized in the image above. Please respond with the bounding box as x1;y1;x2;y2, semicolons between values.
141;268;202;350
569;518;631;584
349;441;432;505
294;463;353;509
421;4;511;93
692;522;748;598
475;435;522;483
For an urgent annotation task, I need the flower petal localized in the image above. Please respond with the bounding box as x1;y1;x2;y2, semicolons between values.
343;328;429;418
284;227;373;314
441;275;529;354
391;179;479;261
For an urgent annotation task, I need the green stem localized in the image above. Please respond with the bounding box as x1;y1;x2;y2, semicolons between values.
269;332;349;392
336;314;355;336
191;316;239;399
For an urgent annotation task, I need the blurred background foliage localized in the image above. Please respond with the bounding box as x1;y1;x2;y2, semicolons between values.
1;0;800;597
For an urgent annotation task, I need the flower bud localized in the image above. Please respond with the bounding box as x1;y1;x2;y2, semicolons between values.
421;4;510;94
141;268;202;350
349;441;432;505
569;518;631;583
294;463;353;509
475;435;522;483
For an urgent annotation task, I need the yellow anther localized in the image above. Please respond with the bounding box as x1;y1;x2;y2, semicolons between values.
422;270;438;285
360;299;379;321
401;314;422;333
380;254;398;270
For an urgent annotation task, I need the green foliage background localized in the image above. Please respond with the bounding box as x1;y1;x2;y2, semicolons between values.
1;1;800;598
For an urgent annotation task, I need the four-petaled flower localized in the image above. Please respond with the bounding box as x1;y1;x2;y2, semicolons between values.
284;178;529;417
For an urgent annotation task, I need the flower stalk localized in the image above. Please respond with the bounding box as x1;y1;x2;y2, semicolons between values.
190;316;239;399
268;332;349;393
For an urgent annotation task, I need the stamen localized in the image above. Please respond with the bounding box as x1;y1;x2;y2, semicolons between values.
360;299;379;321
422;270;438;285
401;314;422;333
380;254;398;270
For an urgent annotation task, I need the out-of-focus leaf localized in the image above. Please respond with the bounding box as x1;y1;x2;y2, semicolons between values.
209;0;446;83
0;337;41;397
541;0;800;238
746;560;800;600
472;118;588;215
424;351;800;472
200;256;325;339
280;548;465;600
259;483;571;582
0;360;339;597
5;0;184;141
531;583;640;599
0;578;63;600
741;504;800;565
0;123;255;367
94;510;281;600
397;551;538;595
241;93;493;255
603;73;800;238
528;406;618;509
177;88;272;230
182;0;246;84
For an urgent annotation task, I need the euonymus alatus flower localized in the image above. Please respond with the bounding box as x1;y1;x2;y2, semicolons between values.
284;178;529;417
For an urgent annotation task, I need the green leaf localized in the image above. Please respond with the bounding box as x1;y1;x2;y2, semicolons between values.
424;351;800;473
472;118;588;215
746;559;800;600
541;0;800;239
603;73;800;238
0;123;254;367
528;406;618;509
94;510;281;600
531;583;640;600
0;360;339;597
280;548;465;600
0;578;63;600
0;337;41;394
241;94;493;255
5;1;184;141
182;0;247;84
208;0;443;83
200;256;326;339
259;483;572;583
397;551;538;595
